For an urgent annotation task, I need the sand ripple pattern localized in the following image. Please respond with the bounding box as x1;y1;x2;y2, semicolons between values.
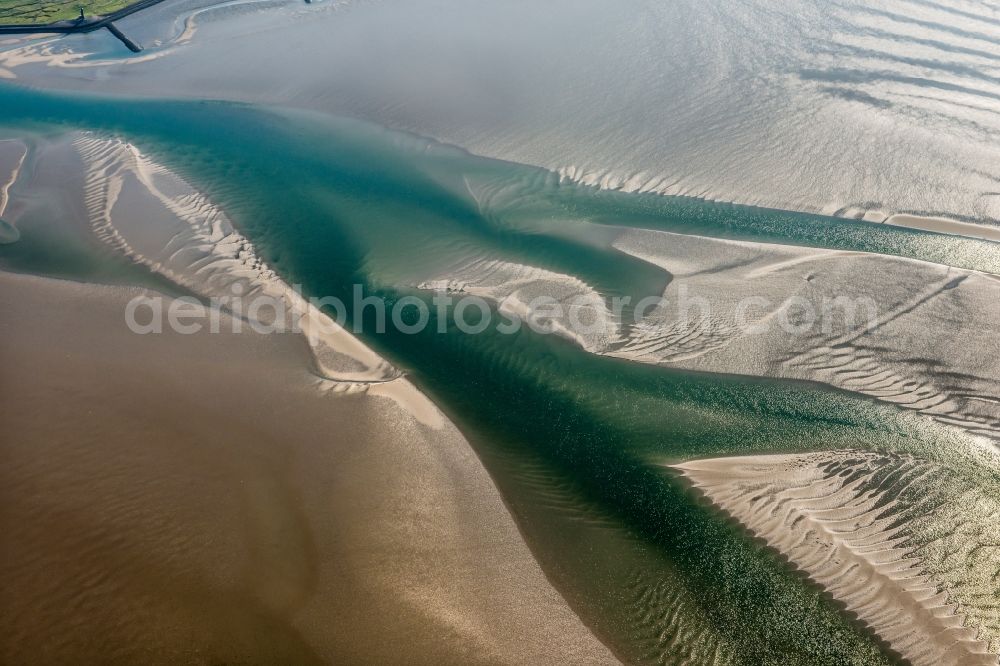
674;451;1000;666
421;226;1000;440
546;0;1000;228
74;133;397;387
620;569;737;666
417;257;623;353
609;228;1000;441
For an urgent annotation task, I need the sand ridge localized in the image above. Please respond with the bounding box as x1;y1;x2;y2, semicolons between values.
417;256;622;353
73;133;398;386
413;224;1000;441
673;451;1000;666
0;138;25;243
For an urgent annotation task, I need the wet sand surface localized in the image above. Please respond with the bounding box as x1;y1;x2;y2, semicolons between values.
0;270;618;665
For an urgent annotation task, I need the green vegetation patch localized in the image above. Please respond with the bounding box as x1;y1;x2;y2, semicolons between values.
0;0;136;25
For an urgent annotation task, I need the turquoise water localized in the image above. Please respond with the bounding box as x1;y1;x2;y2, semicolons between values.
2;84;996;664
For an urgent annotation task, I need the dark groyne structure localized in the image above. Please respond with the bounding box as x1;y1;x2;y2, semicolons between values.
0;0;170;52
104;22;143;52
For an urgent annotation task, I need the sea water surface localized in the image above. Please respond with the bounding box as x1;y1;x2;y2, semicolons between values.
2;84;998;664
4;0;1000;227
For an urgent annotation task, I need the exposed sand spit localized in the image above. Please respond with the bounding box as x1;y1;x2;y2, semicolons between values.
0;139;26;215
0;139;26;243
885;213;1000;243
72;133;396;386
0;270;618;665
67;133;457;427
673;451;1000;666
417;257;622;353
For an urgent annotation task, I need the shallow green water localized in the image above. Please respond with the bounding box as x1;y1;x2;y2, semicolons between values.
2;84;996;664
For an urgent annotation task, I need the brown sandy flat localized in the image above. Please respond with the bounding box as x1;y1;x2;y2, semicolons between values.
0;270;617;665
